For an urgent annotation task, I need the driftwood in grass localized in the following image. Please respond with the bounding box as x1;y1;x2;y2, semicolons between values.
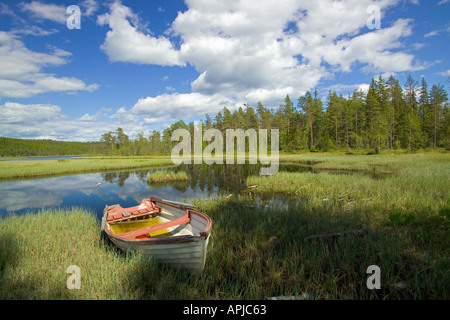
305;229;366;249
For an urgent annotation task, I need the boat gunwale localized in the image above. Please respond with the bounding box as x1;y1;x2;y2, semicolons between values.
103;196;212;246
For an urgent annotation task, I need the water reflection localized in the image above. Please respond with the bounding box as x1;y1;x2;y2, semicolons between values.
9;155;90;161
0;162;389;219
0;164;261;219
174;163;263;194
0;169;208;219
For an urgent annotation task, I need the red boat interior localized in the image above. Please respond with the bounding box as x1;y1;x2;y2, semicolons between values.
105;198;192;240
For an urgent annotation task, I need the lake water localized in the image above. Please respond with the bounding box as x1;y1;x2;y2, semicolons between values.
0;164;274;219
8;155;90;161
0;163;387;219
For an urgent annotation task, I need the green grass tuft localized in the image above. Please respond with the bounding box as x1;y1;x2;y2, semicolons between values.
147;171;189;183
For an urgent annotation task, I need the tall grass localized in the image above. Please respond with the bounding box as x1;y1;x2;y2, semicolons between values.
0;209;172;299
147;171;189;183
1;201;447;299
247;153;450;298
252;153;450;213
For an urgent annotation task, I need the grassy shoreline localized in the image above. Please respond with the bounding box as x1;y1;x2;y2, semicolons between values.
0;156;175;180
0;150;447;179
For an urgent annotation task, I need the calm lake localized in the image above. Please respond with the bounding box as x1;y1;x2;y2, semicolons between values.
0;164;277;219
8;155;90;161
0;162;387;219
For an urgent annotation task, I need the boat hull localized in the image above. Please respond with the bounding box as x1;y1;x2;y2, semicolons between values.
102;197;212;273
107;234;210;272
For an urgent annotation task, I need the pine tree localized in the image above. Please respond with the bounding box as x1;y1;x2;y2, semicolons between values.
429;84;448;147
205;114;213;129
419;77;433;147
387;76;403;149
233;106;247;129
376;76;390;151
214;111;224;132
256;101;274;130
101;132;115;154
222;107;234;130
326;91;342;149
244;104;259;130
342;94;354;150
403;75;423;149
298;91;315;149
280;95;297;151
149;130;161;154
349;89;366;149
443;101;450;149
365;78;380;150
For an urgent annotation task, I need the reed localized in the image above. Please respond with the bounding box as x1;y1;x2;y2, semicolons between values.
252;153;450;213
147;171;189;183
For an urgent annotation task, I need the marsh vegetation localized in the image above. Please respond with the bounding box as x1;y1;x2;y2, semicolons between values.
147;170;189;183
0;152;448;299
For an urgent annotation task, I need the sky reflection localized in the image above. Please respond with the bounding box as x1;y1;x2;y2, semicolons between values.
0;168;219;219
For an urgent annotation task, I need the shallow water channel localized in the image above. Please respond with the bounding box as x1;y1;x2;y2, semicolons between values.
0;162;387;219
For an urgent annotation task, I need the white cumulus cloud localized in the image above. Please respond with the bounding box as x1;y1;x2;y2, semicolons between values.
131;92;234;124
0;31;98;99
0;101;147;141
97;1;185;66
96;0;425;125
20;1;67;24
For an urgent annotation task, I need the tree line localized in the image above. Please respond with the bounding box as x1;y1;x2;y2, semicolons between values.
1;74;448;157
101;74;449;155
0;137;104;157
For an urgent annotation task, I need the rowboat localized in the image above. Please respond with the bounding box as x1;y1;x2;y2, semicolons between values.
101;196;212;273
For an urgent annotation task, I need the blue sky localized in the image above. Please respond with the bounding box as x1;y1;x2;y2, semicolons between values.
0;0;449;141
